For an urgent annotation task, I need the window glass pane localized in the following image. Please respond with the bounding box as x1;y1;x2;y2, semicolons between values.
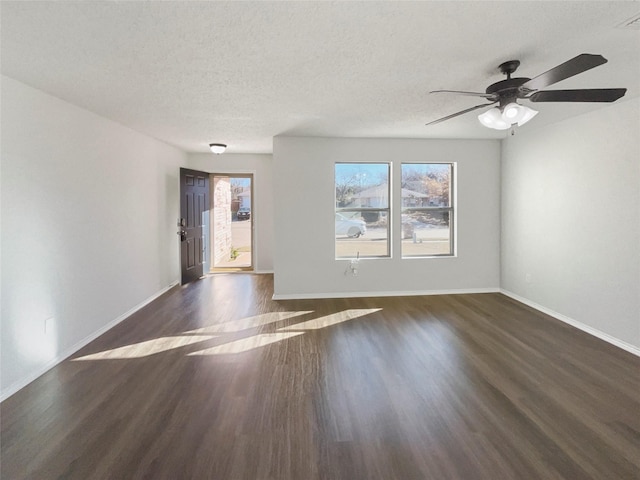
335;163;389;258
335;212;389;258
401;163;450;207
335;163;389;209
401;163;454;257
402;210;451;256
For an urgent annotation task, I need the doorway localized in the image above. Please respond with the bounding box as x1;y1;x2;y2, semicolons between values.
179;168;209;285
211;174;253;271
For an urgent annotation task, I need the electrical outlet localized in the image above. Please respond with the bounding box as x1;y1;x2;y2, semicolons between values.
525;273;532;283
349;259;359;276
44;317;54;334
345;252;361;277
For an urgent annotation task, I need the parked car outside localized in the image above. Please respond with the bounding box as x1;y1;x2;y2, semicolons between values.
237;207;251;220
335;213;366;238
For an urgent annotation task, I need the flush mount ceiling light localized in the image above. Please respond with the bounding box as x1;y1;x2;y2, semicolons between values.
209;143;227;154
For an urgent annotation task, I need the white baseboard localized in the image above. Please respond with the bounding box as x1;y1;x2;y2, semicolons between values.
0;281;180;403
272;287;500;301
207;270;273;275
500;289;640;357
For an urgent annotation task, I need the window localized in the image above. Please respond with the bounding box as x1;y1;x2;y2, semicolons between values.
401;163;454;257
335;163;390;258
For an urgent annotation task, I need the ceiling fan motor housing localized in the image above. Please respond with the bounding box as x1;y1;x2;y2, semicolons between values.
486;77;531;108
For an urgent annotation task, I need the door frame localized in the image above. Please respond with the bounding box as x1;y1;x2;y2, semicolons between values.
210;171;255;272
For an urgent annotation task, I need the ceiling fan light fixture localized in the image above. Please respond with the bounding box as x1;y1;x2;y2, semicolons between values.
209;143;227;154
516;105;538;126
501;102;526;123
499;103;539;127
478;108;510;130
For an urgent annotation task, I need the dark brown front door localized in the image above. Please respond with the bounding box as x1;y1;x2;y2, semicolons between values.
179;168;209;284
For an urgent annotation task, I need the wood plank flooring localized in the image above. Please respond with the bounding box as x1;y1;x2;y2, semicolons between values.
2;274;639;479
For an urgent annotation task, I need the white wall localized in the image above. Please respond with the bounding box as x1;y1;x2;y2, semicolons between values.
273;136;501;298
501;98;640;351
1;76;186;399
187;153;274;272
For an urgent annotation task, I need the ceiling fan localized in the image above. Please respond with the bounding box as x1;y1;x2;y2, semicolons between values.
426;54;627;130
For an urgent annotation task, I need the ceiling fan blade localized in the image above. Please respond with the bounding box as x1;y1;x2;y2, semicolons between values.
425;103;496;126
521;54;608;92
529;88;627;103
430;90;497;100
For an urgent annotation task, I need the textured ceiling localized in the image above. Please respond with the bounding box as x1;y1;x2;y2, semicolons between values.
2;1;639;154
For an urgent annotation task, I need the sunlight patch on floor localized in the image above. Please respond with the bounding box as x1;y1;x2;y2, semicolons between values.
72;335;217;360
73;309;383;360
191;308;382;355
279;308;382;331
183;311;313;334
187;332;304;355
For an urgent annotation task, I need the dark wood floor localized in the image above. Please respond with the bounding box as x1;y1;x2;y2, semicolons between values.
2;274;639;479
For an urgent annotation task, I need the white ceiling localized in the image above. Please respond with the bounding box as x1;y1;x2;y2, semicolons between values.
2;1;639;154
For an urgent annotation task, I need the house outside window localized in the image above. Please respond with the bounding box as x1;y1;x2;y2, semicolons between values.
335;163;390;258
